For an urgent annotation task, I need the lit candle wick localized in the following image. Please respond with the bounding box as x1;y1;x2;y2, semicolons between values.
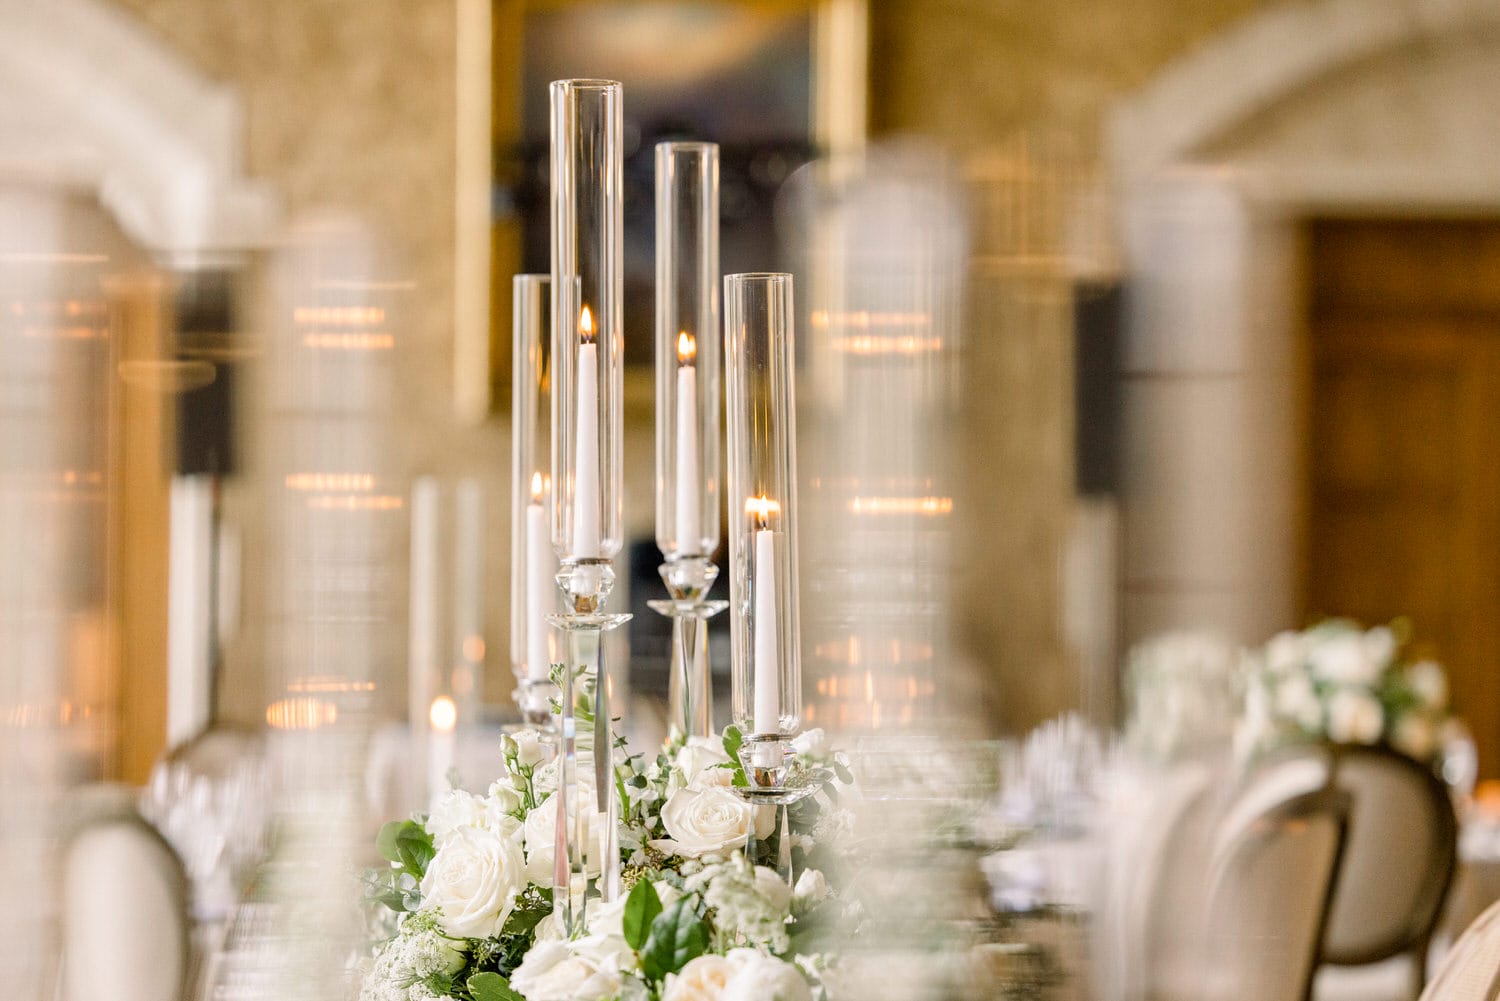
677;330;696;365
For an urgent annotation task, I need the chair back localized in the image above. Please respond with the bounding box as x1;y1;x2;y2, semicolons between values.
1418;898;1500;1001
1202;783;1351;1001
61;788;189;1001
1321;744;1458;967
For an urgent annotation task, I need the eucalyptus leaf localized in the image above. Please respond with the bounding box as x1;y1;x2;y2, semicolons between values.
468;971;524;1001
640;898;709;982
622;878;663;950
376;820;415;864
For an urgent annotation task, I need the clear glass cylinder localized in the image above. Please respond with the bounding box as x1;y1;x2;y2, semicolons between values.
725;273;802;736
655;142;721;559
549;79;624;562
510;275;559;683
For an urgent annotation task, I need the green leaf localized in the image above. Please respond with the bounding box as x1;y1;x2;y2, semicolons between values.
377;820;435;879
640;898;710;982
376;820;413;864
396;827;436;878
622;878;663;951
468;972;524;1001
722;725;744;761
833;759;854;785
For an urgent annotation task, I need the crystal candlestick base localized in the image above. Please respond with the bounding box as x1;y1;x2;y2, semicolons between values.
547;559;631;935
734;735;830;882
648;557;727;738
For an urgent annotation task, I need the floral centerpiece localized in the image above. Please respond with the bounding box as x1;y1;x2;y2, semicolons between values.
359;684;857;1001
1236;618;1453;765
1124;632;1240;764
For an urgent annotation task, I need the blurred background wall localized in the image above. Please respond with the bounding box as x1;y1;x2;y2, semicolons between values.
84;0;1500;767
86;0;1307;761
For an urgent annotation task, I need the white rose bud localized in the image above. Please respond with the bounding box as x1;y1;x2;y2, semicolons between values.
678;737;733;791
514;729;546;768
650;786;756;858
793;867;829;907
419;825;526;939
487;779;523;817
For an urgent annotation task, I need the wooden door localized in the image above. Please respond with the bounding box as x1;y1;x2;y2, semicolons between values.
1306;219;1500;777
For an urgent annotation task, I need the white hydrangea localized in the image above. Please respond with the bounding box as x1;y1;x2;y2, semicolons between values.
694;858;792;954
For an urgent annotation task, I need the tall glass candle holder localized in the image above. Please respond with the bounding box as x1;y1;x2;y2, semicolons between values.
725;273;802;743
649;142;725;738
510;274;560;727
547;78;628;928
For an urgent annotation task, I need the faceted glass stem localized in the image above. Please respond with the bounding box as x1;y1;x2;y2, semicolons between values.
548;559;630;934
553;627;588;934
669;612;713;738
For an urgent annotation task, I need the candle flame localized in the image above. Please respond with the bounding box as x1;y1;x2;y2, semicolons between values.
429;695;457;733
579;304;596;343
677;331;696;364
531;471;545;501
746;495;780;529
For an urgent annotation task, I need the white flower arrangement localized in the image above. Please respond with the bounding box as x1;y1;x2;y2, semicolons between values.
1237;618;1455;765
358;698;857;1001
1124;632;1240;763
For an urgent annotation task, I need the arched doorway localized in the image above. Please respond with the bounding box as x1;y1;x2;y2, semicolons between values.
1111;0;1500;772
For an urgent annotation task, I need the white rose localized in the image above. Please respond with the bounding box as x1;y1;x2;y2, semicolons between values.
651;786;756;857
793;868;828;907
534;754;598;800
524;794;602;883
723;949;812;1001
1264;632;1305;675
790;728;829;758
511;940;621;1001
419;824;525;938
1310;632;1380;686
1407;661;1448;710
1393;713;1438;760
426;789;488;845
1326;688;1383;745
664;954;735;1001
753;865;792;911
427;788;522;849
678;736;732;785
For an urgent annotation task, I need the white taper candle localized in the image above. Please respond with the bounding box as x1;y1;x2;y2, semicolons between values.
571;306;602;558
751;497;780;734
525;475;552;680
674;332;700;552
